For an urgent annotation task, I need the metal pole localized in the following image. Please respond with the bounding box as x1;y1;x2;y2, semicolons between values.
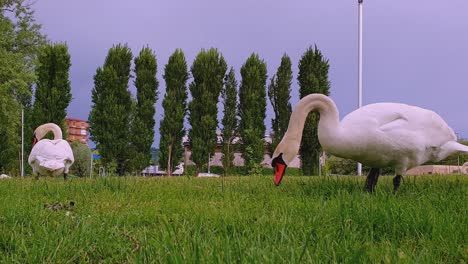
357;0;363;176
21;108;24;178
456;132;460;174
90;152;93;178
318;154;322;177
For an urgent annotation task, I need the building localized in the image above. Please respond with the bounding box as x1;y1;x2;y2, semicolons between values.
65;117;89;145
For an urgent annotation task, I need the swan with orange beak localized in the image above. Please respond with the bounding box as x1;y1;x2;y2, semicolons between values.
272;94;468;192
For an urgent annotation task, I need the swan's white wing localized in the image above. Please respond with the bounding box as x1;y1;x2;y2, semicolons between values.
338;102;457;169
377;116;408;132
29;139;75;166
343;102;455;143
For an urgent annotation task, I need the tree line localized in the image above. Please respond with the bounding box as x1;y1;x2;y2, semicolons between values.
1;0;332;176
88;45;330;176
2;1;468;178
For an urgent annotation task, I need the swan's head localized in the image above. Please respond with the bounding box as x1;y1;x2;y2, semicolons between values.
32;132;38;146
271;138;300;186
32;123;63;144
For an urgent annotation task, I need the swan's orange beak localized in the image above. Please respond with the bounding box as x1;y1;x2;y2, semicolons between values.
272;153;287;186
274;163;286;186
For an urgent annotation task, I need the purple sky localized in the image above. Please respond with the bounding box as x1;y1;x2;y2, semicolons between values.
33;0;468;147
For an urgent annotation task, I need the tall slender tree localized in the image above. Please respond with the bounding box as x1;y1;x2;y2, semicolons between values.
89;44;133;175
221;67;238;175
188;48;227;175
268;54;292;151
130;47;158;172
238;53;267;173
297;45;330;175
159;49;189;175
32;43;72;138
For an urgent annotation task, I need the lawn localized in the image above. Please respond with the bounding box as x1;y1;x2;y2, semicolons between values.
0;175;466;263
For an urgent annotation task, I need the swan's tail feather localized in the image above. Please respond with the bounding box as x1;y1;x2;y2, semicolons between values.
450;142;468;153
436;141;468;161
40;160;65;171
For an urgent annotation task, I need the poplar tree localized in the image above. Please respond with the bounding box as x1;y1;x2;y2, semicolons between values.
188;48;227;174
89;44;133;175
130;47;158;172
159;49;189;175
238;53;267;173
221;67;238;175
32;43;72;138
297;45;330;176
268;54;292;151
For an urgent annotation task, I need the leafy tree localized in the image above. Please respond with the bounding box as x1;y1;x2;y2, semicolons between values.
188;48;227;175
89;44;133;175
238;53;267;173
130;47;158;172
0;88;21;174
70;141;91;177
221;67;238;175
297;45;330;176
32;43;72;138
159;49;189;175
268;54;292;151
0;0;46;174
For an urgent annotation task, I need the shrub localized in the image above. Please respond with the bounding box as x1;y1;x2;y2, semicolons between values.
70;141;92;177
326;155;393;175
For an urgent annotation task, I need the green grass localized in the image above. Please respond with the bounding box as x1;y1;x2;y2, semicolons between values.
0;175;466;263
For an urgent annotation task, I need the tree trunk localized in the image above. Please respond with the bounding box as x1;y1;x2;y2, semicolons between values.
226;142;231;176
167;144;172;176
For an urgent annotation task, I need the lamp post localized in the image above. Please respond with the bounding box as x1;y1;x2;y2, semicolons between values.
456;132;460;173
21;108;24;178
90;152;93;178
357;0;363;176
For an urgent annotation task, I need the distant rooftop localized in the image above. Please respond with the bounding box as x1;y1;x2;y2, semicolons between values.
66;116;88;122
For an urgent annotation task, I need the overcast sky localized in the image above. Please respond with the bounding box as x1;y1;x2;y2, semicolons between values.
33;0;468;147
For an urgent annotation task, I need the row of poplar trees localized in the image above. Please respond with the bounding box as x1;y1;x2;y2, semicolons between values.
88;43;329;176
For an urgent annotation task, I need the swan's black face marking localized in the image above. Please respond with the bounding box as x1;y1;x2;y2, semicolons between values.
32;133;38;146
272;153;287;186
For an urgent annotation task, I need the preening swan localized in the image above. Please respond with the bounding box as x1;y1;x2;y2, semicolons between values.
28;123;74;180
272;94;468;192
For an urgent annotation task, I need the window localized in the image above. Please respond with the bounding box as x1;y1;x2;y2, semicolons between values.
81;129;87;135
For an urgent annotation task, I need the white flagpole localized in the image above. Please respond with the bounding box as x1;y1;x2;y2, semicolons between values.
357;0;363;176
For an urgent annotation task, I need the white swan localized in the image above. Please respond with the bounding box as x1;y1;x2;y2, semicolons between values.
28;123;74;180
272;94;468;192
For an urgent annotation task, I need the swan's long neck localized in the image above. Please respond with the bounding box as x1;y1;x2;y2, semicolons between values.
284;94;341;142
35;123;63;140
278;94;343;162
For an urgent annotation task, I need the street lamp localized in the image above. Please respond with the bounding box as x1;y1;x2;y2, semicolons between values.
357;0;363;176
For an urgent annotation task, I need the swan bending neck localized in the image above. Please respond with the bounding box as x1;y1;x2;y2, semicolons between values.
284;94;341;141
35;123;63;140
